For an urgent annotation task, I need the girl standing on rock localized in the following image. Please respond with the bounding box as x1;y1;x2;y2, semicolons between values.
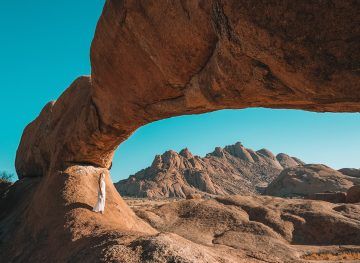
93;172;106;214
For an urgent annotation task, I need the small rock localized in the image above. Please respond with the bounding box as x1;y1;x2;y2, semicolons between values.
346;185;360;203
186;193;202;200
306;192;347;203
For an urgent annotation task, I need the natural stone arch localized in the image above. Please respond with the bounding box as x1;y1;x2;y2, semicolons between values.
16;0;360;178
14;0;360;239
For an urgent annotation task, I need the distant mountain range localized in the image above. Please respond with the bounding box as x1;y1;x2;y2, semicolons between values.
115;142;305;198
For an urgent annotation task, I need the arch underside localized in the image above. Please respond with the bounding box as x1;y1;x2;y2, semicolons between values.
16;0;360;178
5;0;360;261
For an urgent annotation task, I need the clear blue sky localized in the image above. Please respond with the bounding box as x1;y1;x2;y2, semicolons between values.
0;1;359;183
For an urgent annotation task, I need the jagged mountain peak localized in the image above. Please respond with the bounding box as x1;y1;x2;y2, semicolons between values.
116;142;305;198
179;148;193;159
208;146;225;158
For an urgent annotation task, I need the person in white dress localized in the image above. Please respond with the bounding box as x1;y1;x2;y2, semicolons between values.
93;172;106;214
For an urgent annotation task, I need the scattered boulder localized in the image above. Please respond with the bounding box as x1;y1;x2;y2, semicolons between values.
130;195;360;263
346;185;360;203
306;192;347;203
186;193;202;200
266;164;354;197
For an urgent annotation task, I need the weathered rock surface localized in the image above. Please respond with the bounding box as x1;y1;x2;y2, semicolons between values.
306;192;347;203
340;168;360;178
130;195;360;262
277;153;305;168
0;166;157;262
16;0;360;180
4;0;360;262
347;185;360;203
266;164;357;197
116;142;304;198
186;193;202;200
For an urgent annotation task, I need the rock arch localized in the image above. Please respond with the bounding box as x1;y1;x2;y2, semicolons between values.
16;0;360;177
10;0;360;258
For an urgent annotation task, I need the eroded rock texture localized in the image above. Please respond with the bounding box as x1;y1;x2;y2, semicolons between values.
116;142;304;198
5;0;360;262
130;195;360;262
340;168;360;178
17;0;360;177
266;164;359;197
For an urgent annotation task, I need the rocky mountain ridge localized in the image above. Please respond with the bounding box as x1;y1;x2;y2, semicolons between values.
115;142;304;198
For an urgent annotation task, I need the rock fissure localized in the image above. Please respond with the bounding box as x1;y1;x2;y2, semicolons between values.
212;0;240;44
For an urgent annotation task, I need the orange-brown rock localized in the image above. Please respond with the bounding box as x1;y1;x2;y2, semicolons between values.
186;193;202;200
116;143;303;198
346;185;360;203
3;0;360;262
17;0;360;180
276;153;305;168
266;164;357;197
340;168;360;178
130;195;360;262
306;192;347;203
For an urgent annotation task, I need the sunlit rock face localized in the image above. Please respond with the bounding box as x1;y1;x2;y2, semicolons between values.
17;0;360;179
91;0;360;137
276;153;305;169
347;185;360;203
6;1;360;262
266;164;358;197
339;168;360;178
115;142;304;198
